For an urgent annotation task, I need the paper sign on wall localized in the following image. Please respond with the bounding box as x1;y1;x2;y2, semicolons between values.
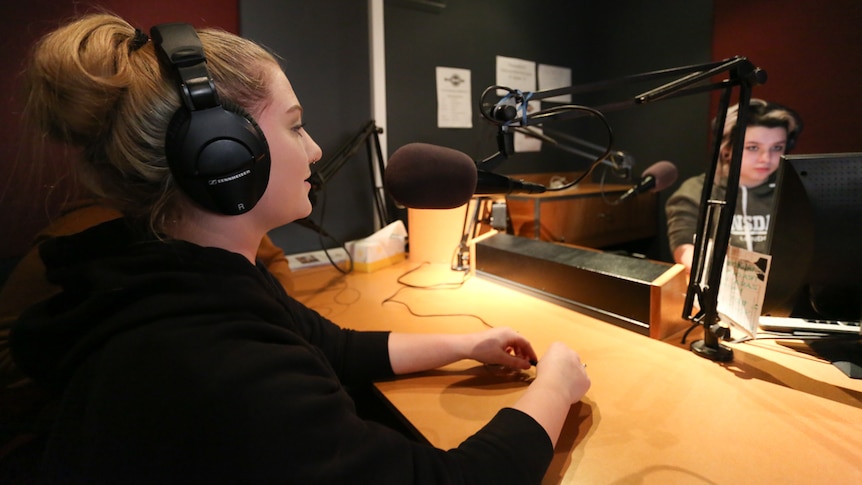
495;56;540;152
436;66;472;128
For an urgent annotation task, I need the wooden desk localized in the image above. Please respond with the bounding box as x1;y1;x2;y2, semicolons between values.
290;261;862;484
506;181;657;247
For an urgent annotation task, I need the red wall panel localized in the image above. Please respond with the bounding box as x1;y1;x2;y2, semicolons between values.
1;1;238;259
712;0;862;154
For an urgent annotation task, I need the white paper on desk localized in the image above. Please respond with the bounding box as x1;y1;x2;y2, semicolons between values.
436;66;472;129
717;246;772;338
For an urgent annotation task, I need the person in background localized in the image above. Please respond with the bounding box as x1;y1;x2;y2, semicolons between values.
665;98;803;273
10;13;590;483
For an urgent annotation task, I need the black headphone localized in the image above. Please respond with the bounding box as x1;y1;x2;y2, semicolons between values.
150;23;270;215
760;100;803;152
717;99;804;154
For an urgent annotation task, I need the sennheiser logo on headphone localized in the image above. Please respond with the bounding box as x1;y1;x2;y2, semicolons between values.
208;169;251;186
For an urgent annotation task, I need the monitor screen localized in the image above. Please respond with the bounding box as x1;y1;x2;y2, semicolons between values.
762;152;862;320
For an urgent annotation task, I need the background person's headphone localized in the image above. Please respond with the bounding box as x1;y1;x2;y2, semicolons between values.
151;23;270;215
717;98;804;153
760;100;803;152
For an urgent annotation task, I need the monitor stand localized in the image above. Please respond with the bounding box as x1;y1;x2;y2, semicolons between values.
805;339;862;379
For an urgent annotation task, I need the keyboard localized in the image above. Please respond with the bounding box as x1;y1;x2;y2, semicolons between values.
759;316;862;335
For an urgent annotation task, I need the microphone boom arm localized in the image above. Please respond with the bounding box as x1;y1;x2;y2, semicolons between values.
306;120;394;229
478;55;767;362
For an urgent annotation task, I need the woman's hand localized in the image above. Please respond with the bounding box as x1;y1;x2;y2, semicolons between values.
388;328;536;375
533;342;590;405
513;342;591;447
464;327;537;370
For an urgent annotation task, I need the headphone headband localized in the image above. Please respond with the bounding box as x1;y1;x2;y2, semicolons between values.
151;23;218;111
151;23;270;215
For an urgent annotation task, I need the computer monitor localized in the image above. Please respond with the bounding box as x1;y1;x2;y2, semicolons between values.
762;152;862;320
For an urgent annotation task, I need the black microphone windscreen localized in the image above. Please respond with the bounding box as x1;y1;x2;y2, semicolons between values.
642;160;678;192
384;143;478;209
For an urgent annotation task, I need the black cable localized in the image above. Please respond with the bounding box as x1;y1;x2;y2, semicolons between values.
515;105;614;192
380;262;493;328
479;86;616;194
598;164;624;207
293;191;354;275
680;321;701;345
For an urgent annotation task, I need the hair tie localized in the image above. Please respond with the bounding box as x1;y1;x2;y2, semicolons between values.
129;28;150;52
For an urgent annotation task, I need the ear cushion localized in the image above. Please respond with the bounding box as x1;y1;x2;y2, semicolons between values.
165;102;271;215
766;102;803;152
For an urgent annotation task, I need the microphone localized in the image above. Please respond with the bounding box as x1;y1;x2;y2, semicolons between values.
618;160;678;202
384;143;546;209
384;143;477;209
475;170;546;195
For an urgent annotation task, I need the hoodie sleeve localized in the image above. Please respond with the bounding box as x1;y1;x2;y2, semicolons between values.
284;294;395;385
665;174;706;253
254;263;395;385
51;316;554;484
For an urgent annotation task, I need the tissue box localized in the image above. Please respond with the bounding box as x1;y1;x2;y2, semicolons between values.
348;220;407;273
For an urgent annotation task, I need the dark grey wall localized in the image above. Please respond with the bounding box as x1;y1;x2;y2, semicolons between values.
384;1;593;173
574;1;715;260
242;0;713;262
240;0;376;254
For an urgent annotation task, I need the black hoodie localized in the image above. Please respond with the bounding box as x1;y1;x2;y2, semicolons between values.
11;218;552;484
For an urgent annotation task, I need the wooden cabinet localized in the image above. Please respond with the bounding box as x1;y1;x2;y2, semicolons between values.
505;178;657;248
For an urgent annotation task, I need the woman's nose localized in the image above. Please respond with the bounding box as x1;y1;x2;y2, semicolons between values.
306;135;323;164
